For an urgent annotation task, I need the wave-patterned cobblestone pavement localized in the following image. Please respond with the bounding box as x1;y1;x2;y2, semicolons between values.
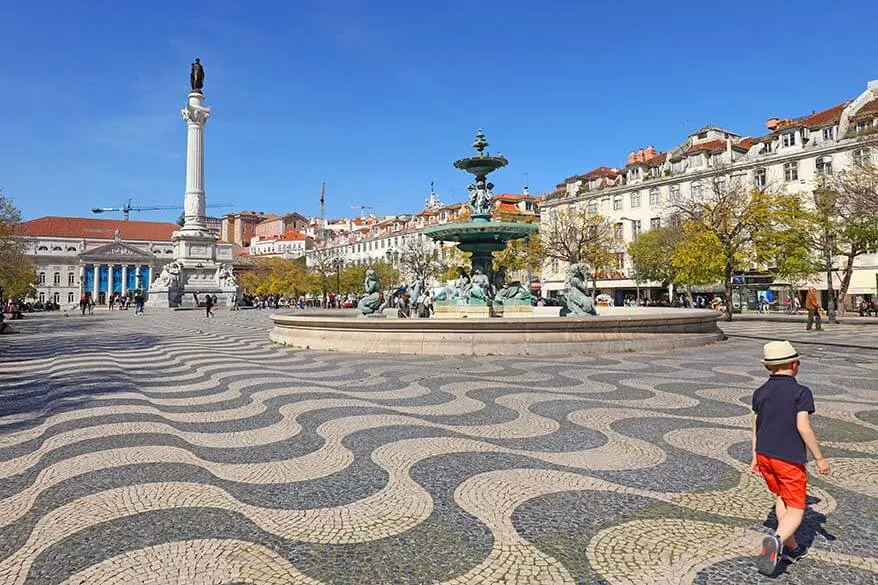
1;311;876;584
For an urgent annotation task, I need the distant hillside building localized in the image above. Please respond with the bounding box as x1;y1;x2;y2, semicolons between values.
220;210;271;247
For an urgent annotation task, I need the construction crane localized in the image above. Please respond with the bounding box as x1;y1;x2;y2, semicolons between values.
351;205;374;218
91;198;231;221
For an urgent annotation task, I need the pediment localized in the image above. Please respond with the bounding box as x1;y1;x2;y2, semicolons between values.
79;241;156;261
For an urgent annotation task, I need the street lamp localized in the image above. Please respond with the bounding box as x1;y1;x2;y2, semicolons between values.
332;257;343;295
825;233;837;324
815;183;837;325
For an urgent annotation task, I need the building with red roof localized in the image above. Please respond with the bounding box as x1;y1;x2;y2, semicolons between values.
14;216;182;306
542;79;878;305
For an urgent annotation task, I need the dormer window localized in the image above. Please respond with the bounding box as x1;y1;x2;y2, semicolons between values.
821;127;835;141
711;153;724;167
697;131;708;140
688;155;703;169
856;119;873;132
781;132;797;148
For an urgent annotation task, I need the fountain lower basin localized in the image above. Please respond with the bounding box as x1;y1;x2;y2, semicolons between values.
269;308;724;356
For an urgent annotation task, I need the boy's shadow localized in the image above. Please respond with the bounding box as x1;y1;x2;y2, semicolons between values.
762;495;837;576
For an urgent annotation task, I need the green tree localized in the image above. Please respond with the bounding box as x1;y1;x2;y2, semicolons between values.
307;248;336;296
239;257;310;297
396;237;446;283
439;246;471;281
0;191;36;300
339;261;399;294
764;195;822;300
669;175;782;321
810;165;878;310
668;222;726;306
627;225;683;286
493;233;545;283
539;207;618;294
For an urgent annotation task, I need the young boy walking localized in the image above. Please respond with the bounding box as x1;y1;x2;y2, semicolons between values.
751;340;830;575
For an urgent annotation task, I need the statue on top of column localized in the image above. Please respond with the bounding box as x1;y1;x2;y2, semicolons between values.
190;58;205;92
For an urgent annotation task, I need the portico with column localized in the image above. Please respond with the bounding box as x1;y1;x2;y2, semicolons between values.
79;240;157;304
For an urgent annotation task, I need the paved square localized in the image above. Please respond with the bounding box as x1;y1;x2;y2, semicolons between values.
1;310;876;584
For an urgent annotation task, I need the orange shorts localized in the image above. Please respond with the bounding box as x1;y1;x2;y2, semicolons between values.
757;453;807;509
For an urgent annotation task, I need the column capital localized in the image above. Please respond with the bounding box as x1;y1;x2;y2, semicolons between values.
182;103;210;125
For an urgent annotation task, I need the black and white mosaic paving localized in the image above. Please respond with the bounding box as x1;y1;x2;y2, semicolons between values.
0;310;875;584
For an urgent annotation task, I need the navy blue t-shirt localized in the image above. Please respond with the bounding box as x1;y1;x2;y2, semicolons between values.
752;374;815;465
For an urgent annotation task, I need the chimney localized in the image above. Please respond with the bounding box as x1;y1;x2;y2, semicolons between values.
766;118;781;131
645;145;657;159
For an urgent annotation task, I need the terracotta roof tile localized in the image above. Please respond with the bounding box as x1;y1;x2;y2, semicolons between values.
794;102;849;128
16;217;178;241
685;139;726;154
645;153;667;166
583;167;620;180
852;98;878;119
279;230;307;241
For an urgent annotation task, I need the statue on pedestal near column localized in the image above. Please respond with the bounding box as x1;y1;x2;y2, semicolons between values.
190;58;205;92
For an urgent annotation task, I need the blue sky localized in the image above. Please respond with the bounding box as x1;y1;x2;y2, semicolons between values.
2;0;876;223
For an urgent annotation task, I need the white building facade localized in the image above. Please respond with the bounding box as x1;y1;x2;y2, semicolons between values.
541;80;878;306
15;217;179;306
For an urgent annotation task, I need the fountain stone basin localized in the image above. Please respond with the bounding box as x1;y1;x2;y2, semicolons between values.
269;308;725;356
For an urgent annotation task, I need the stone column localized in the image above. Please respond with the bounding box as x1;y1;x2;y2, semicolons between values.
92;264;99;299
79;265;85;298
180;92;211;232
108;265;114;295
121;265;128;295
136;265;142;290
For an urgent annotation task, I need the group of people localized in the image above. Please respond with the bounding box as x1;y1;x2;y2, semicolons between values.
78;291;147;316
857;297;878;317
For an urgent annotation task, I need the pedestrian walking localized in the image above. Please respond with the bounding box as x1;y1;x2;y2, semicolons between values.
133;291;145;316
79;294;88;316
205;294;214;318
804;287;822;331
751;340;830;575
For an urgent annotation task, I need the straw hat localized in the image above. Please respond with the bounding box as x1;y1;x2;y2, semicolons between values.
762;340;800;366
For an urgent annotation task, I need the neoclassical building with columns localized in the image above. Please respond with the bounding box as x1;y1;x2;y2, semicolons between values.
15;217;179;306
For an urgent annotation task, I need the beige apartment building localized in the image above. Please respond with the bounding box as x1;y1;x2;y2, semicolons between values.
540;80;878;308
